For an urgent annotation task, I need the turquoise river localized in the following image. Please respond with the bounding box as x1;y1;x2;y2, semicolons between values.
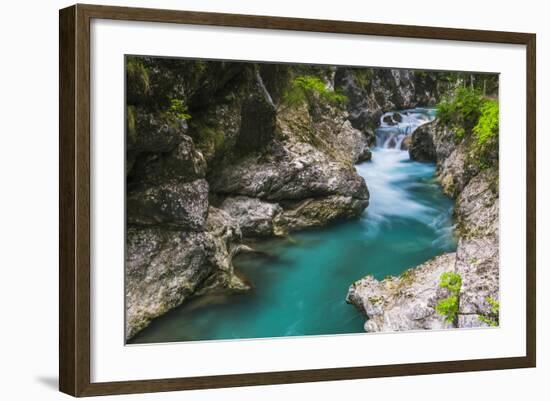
130;108;457;344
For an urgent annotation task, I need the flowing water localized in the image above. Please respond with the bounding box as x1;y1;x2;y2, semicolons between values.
129;107;457;344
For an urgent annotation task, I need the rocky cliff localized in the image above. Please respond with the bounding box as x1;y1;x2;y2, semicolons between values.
334;68;446;144
125;59;376;339
347;118;499;332
126;57;493;339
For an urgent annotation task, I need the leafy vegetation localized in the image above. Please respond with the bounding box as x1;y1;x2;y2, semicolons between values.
439;271;463;294
437;88;485;138
167;99;192;120
435;296;459;324
473;99;499;145
478;296;500;327
435;272;462;326
437;87;499;168
283;75;348;107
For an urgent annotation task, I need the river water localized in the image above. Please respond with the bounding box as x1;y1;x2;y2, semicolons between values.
129;108;457;344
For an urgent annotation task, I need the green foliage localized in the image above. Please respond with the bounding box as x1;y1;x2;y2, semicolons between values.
439;271;463;294
437;87;485;134
473;100;499;145
436;87;499;169
435;272;462;325
168;99;192;120
435;295;459;324
478;296;500;327
283;75;348;107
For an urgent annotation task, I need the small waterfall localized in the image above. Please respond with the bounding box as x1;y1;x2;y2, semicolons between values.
375;108;436;149
356;106;450;231
255;70;275;107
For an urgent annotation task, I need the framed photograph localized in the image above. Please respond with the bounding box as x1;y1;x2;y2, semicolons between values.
59;4;536;397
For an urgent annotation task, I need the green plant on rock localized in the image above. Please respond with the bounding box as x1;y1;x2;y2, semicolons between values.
473;99;499;145
167;99;192;120
283;75;347;108
437;87;485;135
478;296;500;327
436;87;499;169
435;272;462;326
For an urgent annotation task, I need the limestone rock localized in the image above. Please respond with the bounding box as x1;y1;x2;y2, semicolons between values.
279;195;367;232
212;141;369;204
130;135;207;184
409;121;437;162
125;227;216;339
455;168;499;238
346;253;457;332
220;196;284;238
127;179;209;230
125;206;249;340
236;70;277;154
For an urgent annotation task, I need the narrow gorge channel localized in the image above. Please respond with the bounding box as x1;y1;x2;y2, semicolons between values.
129;108;457;344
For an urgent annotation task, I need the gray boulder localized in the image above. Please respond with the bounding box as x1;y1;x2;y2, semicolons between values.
409;121;437;162
220;196;284;238
212;141;369;204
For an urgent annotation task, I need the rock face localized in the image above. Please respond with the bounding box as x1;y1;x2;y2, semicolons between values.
409;119;486;198
334;68;443;143
220;196;284;238
127;179;209;229
125;209;249;340
347;253;457;332
213;141;369;233
349;119;499;331
235;70;277;154
126;57;498;339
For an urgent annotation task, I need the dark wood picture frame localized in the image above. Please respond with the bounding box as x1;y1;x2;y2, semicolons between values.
59;3;536;397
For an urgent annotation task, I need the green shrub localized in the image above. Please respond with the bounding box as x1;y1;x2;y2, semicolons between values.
167;99;192;120
439;271;462;294
437;87;485;135
283;75;347;107
437;87;499;169
478;296;500;327
435;296;459;324
473;99;499;145
435;272;462;325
